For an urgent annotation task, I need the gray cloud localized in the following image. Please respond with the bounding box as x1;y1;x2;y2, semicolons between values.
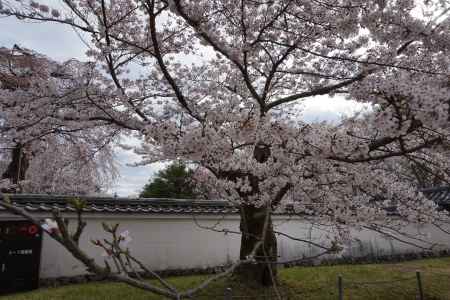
299;96;371;123
1;16;87;61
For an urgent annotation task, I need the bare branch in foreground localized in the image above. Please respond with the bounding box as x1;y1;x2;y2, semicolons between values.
0;194;268;299
0;194;179;299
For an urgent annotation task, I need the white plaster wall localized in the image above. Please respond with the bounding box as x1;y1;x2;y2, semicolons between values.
274;219;450;262
2;212;450;279
39;215;243;278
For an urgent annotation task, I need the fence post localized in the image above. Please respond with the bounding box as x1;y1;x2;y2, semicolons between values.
416;271;424;300
338;275;343;300
224;287;232;300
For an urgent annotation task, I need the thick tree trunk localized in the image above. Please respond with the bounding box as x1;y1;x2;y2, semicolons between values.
236;204;278;287
231;143;281;287
1;143;29;192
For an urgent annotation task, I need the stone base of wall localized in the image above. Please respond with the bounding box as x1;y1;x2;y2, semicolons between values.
283;249;450;268
39;249;450;288
39;265;229;288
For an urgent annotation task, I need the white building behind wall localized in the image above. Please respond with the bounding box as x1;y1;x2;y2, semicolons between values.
1;190;450;280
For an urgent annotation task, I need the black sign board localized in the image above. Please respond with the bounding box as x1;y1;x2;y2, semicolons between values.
0;220;43;294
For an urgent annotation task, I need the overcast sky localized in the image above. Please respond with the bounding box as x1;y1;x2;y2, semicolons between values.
0;14;368;196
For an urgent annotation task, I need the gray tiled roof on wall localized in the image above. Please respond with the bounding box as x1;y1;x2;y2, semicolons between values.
0;194;240;215
1;187;449;216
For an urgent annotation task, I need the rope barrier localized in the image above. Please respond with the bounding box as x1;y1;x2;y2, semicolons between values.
346;276;416;287
423;270;450;278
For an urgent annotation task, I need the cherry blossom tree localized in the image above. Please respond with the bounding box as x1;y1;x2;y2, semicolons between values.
0;45;118;194
1;0;450;292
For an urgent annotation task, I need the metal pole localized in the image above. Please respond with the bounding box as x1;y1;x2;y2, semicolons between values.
224;287;232;300
338;275;343;300
416;271;424;300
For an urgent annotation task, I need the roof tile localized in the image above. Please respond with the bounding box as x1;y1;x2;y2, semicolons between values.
1;194;240;215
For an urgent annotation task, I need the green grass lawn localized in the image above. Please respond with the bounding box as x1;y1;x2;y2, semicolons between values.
2;257;450;300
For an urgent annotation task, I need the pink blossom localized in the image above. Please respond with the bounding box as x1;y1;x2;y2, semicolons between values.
41;218;59;234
